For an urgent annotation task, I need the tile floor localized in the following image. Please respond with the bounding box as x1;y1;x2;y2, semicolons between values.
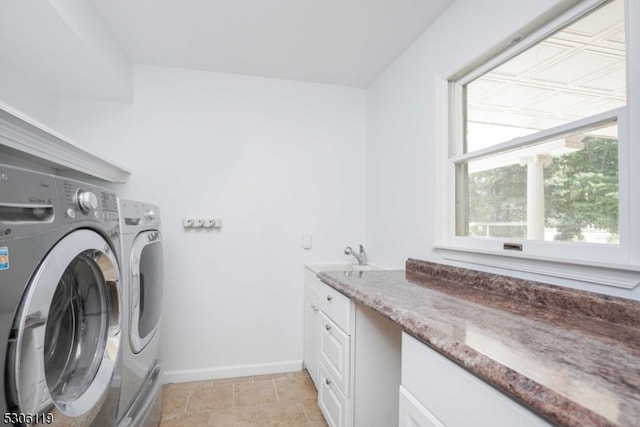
160;370;329;426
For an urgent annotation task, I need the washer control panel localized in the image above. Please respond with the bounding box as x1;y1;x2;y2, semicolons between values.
76;189;98;212
57;178;119;228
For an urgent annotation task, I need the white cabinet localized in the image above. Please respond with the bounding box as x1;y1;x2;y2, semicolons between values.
303;272;320;386
399;386;444;427
400;332;550;427
316;278;354;427
318;281;353;332
304;265;402;427
319;362;349;427
353;304;401;427
319;311;351;397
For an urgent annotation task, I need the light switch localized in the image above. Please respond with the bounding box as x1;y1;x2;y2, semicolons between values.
302;234;312;249
193;219;204;228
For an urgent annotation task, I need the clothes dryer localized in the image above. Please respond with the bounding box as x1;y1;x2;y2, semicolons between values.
0;163;123;426
116;200;163;427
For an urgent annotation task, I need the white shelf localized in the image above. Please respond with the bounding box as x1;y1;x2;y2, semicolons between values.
0;101;131;183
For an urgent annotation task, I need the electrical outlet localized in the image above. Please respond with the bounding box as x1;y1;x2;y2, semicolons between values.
183;218;194;228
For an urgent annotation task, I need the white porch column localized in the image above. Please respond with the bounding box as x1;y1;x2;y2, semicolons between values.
520;154;552;240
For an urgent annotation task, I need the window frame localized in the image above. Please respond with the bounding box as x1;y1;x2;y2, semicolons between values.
435;0;640;289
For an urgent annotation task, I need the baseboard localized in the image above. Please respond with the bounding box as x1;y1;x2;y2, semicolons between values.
161;360;304;384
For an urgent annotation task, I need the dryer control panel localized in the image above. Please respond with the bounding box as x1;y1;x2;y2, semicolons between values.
118;199;161;235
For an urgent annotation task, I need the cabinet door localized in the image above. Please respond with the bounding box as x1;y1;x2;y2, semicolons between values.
319;362;349;427
399;386;445;427
402;333;550;427
303;286;320;386
319;311;351;397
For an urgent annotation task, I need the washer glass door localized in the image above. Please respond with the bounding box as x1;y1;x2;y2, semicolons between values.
8;230;121;425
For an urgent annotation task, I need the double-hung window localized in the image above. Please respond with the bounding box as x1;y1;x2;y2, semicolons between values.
441;0;640;287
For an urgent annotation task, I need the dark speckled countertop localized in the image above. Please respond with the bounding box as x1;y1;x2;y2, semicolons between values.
317;259;640;427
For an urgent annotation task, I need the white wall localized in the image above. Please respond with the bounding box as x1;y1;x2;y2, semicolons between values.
366;0;640;300
0;62;57;127
0;0;132;104
56;65;367;381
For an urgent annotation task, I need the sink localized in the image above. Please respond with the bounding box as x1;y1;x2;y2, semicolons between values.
306;263;381;274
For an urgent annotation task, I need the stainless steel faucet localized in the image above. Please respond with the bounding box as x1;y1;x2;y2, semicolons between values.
344;245;367;265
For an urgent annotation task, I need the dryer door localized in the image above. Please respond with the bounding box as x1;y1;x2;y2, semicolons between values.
129;230;163;353
6;229;121;426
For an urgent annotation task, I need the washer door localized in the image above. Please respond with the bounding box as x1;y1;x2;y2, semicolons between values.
7;230;121;426
130;230;163;354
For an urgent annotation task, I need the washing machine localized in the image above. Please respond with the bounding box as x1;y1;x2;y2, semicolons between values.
0;163;123;426
115;200;163;427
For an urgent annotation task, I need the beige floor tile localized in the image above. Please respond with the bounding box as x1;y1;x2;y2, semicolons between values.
160;411;209;426
213;375;255;385
253;372;292;381
305;420;330;427
234;402;307;427
188;384;234;413
275;376;317;402
161;386;189;415
206;407;238;426
234;380;279;407
300;399;325;422
290;370;310;379
264;402;307;426
161;370;327;426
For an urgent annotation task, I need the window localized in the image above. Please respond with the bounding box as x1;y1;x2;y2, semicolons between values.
440;0;640;286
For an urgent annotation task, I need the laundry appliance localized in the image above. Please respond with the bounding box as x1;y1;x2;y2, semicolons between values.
116;200;163;427
0;163;123;426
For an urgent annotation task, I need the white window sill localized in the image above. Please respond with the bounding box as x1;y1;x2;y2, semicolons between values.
435;245;640;290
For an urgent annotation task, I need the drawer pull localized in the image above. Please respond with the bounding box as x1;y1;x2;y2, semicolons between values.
325;324;331;331
325;378;331;385
326;295;333;302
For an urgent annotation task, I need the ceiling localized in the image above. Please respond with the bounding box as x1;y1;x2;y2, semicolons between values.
91;0;455;88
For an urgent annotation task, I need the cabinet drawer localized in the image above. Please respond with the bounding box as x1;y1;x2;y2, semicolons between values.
305;269;322;293
399;386;444;427
305;283;319;306
401;333;550;427
319;312;351;397
318;281;352;332
319;362;349;427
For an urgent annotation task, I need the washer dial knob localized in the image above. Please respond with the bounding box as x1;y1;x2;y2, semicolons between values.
77;190;98;212
144;209;157;221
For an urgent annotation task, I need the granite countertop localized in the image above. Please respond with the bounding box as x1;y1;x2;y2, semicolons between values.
317;259;640;427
